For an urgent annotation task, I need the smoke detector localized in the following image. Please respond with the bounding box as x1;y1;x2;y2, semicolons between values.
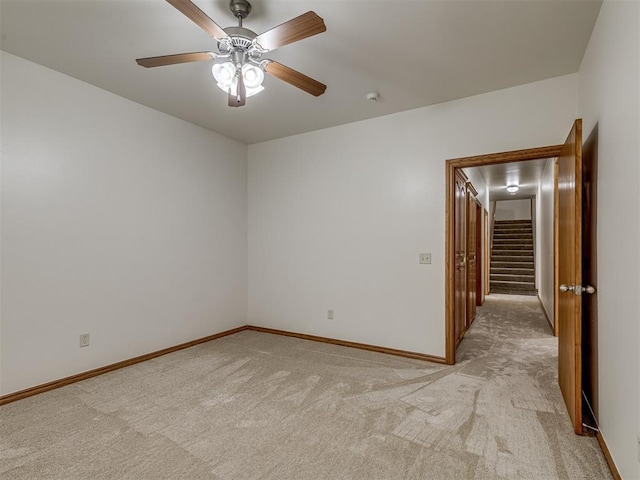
367;92;380;102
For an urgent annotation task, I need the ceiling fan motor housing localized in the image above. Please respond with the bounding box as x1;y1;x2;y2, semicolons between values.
219;26;260;57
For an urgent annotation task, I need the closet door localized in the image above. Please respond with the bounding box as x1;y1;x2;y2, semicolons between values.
476;202;484;306
454;170;468;345
466;190;477;326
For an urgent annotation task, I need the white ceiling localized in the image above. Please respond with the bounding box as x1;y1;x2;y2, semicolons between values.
466;158;551;202
0;0;601;144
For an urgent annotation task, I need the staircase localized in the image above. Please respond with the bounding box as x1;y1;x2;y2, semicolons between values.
490;219;536;295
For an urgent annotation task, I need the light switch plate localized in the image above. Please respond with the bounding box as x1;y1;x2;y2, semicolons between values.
419;253;431;264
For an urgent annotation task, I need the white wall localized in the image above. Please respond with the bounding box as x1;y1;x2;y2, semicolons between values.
536;158;555;325
248;74;578;357
578;1;640;478
0;52;248;395
495;198;532;221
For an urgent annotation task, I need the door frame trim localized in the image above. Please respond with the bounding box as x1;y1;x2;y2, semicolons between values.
445;144;563;364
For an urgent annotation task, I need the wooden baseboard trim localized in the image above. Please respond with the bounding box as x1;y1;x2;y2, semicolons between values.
537;294;555;335
0;326;248;406
246;325;447;364
1;324;447;406
596;431;622;480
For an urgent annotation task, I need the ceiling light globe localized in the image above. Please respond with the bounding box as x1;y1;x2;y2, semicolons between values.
506;185;519;193
212;62;236;88
241;64;264;89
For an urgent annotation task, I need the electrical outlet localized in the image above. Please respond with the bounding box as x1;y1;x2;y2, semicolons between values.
79;333;90;348
327;309;334;320
419;253;432;264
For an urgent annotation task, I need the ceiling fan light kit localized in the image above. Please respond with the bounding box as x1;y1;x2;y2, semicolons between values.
212;60;265;98
136;0;327;108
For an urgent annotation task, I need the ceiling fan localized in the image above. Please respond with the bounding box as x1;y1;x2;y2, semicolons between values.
136;0;327;107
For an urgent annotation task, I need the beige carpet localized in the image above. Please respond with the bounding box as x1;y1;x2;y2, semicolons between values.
0;295;611;479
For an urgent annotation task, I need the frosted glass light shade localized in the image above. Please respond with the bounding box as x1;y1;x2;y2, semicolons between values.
241;64;264;89
212;62;236;89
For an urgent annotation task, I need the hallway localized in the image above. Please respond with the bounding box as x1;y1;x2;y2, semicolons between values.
455;294;610;478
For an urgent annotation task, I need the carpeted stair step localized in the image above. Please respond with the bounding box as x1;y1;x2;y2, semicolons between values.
490;287;538;296
493;222;532;230
494;231;532;237
492;255;534;263
491;273;535;283
493;235;533;245
491;262;534;270
494;229;532;234
493;226;532;232
494;220;532;225
492;249;534;256
494;224;532;229
490;280;536;291
493;233;532;239
493;233;533;240
491;267;535;276
492;242;533;249
494;232;532;237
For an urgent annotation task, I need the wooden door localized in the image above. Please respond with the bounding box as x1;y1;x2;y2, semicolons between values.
553;159;560;336
454;170;468;345
466;192;477;326
557;119;583;434
484;209;489;296
476;201;484;306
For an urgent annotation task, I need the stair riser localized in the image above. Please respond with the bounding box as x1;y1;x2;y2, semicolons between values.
491;260;534;266
490;282;536;291
494;224;532;227
493;235;533;244
491;268;535;276
494;220;532;225
491;275;535;283
493;234;533;240
493;227;532;231
493;243;533;252
491;256;534;263
492;249;534;255
493;230;533;238
490;288;538;296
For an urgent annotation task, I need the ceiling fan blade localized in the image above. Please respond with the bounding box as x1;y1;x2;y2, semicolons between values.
264;61;326;97
136;52;215;68
228;73;246;107
166;0;229;40
254;11;326;52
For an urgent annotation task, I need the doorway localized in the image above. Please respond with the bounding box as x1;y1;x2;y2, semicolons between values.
445;145;563;365
445;122;599;438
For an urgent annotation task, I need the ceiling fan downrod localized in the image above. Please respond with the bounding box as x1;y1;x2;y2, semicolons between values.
229;0;251;27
